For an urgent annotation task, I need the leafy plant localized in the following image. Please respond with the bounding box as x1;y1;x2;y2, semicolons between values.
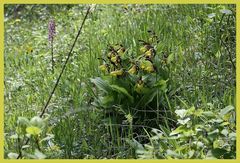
133;105;236;159
6;115;60;159
91;31;171;130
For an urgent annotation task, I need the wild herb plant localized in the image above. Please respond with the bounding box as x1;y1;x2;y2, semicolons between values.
7;115;59;159
91;31;172;141
134;105;236;159
48;19;56;73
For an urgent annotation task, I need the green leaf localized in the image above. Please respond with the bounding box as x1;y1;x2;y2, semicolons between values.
99;95;114;108
21;145;30;149
202;111;216;118
188;150;195;158
221;129;228;137
208;129;219;135
187;106;195;115
175;109;187;118
17;117;30;127
126;138;144;150
194;141;204;148
81;139;89;150
220;9;232;15
26;126;42;135
40;134;54;143
170;126;186;136
229;132;236;140
208;13;216;18
195;124;204;132
167;53;174;64
215;50;221;58
8;152;19;159
34;149;46;159
194;109;203;117
213;139;225;149
219;105;234;118
205;150;217;159
125;113;133;124
211;119;223;123
211;148;228;159
30;116;44;128
183;129;194;137
110;84;133;102
166;149;181;158
220;122;230;126
177;118;190;125
10;134;18;139
154;79;168;91
90;77;112;94
137;89;158;107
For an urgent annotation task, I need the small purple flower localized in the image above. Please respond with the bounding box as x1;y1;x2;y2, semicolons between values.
48;19;56;42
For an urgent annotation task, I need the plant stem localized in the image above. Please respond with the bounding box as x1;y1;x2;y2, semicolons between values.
51;39;54;73
35;136;41;151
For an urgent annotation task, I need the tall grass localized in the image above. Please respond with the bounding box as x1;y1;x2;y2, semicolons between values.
4;4;235;159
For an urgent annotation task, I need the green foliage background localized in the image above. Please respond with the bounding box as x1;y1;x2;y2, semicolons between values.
4;4;236;159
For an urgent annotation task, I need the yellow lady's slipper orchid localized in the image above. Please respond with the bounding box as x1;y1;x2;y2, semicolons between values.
107;51;115;59
110;69;124;77
111;56;117;63
128;65;137;74
110;55;121;65
26;46;33;54
149;36;158;43
99;64;107;72
135;80;144;93
117;47;126;57
140;45;152;53
140;60;154;73
145;48;155;58
140;46;147;53
145;65;154;73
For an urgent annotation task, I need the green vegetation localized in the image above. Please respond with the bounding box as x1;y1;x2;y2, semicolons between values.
4;4;236;159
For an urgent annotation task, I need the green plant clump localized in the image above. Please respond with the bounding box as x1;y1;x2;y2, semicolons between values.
91;31;171;131
133;105;236;159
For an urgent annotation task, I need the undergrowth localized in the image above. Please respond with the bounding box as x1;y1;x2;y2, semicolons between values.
4;4;236;159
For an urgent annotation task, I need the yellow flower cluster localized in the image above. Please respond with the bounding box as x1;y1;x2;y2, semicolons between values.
98;31;159;93
99;44;126;77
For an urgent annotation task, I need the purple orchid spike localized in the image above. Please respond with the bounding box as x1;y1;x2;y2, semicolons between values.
48;19;56;42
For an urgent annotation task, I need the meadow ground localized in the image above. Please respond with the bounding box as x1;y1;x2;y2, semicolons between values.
4;4;236;159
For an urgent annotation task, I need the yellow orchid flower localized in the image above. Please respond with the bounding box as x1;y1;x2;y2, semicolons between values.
140;60;154;73
128;65;137;74
140;44;152;53
145;48;155;58
110;69;124;77
26;46;33;54
140;46;147;53
145;65;154;73
117;47;126;57
99;64;107;72
111;56;117;63
107;51;115;59
135;79;144;93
